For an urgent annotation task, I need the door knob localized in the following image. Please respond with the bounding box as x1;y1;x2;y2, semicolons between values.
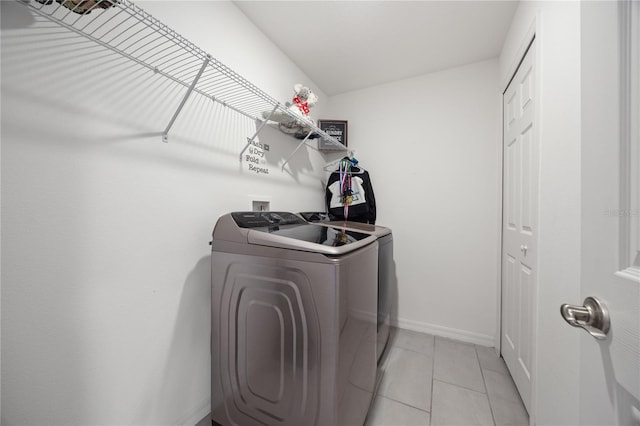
560;296;610;340
520;245;528;255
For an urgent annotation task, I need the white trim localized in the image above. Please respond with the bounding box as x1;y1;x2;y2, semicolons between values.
500;11;540;426
497;7;537;359
392;317;494;347
632;0;640;270
501;18;537;94
530;16;541;426
615;266;640;283
618;0;640;271
174;397;210;426
495;86;504;354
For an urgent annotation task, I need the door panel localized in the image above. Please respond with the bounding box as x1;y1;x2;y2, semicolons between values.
520;125;534;234
506;138;518;231
576;2;640;424
502;40;537;414
504;254;517;350
518;264;532;379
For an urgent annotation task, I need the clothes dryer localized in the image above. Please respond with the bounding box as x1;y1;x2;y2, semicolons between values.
211;212;379;426
300;214;393;364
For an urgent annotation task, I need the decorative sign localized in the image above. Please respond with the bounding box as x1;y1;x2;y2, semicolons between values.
318;120;348;150
244;141;270;174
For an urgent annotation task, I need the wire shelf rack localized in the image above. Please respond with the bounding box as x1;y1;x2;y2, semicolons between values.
17;0;347;167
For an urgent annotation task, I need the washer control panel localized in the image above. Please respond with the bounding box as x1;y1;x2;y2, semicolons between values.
231;211;305;228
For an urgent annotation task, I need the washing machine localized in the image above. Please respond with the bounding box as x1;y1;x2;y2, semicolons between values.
211;212;379;426
299;213;393;364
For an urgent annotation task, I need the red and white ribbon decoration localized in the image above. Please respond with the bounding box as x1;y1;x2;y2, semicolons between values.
292;96;310;115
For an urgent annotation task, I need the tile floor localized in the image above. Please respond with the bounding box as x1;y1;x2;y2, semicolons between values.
366;328;529;426
201;328;529;426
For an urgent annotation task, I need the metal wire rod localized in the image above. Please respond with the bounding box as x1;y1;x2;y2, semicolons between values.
96;13;134;42
103;16;146;45
162;55;211;143
85;5;128;36
172;63;205;82
104;21;140;45
68;0;106;24
208;83;250;99
137;39;176;64
111;22;151;50
211;99;257;121
60;1;84;20
145;42;191;66
159;54;200;76
281;129;315;171
115;24;158;52
239;105;278;161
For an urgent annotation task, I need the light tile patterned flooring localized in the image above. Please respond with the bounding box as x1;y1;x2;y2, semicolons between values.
366;328;529;426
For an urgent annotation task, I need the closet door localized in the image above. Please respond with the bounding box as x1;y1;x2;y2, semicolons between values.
501;39;537;414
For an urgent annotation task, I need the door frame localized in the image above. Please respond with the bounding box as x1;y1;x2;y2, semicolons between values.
618;0;640;277
497;15;539;426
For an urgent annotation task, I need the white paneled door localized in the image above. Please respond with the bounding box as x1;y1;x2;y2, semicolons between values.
501;39;536;414
568;2;640;424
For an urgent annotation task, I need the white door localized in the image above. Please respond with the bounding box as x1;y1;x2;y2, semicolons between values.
562;2;640;424
501;40;537;414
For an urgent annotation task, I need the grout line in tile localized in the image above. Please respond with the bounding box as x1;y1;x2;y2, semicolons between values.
392;346;432;356
390;331;436;355
431;337;492;395
482;365;511;377
388;345;435;363
432;379;490;397
379;393;432;414
390;341;433;356
475;345;497;426
377;394;431;415
429;376;490;395
434;335;476;347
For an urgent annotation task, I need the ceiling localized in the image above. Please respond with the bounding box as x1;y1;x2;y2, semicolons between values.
234;1;519;96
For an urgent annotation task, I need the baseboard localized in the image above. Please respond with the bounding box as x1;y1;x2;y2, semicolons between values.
392;317;495;347
174;397;210;426
348;308;378;323
195;412;212;426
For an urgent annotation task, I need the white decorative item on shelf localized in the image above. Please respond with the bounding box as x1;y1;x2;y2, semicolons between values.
17;0;347;168
263;83;318;132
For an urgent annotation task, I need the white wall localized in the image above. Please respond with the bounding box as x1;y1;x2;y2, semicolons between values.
326;59;502;346
499;2;582;425
0;1;330;424
2;1;590;424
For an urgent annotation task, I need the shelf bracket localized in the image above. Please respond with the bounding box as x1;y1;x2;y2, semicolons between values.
162;55;211;143
239;104;279;161
281;129;314;171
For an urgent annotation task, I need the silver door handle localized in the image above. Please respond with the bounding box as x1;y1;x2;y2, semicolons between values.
520;245;528;255
560;296;610;340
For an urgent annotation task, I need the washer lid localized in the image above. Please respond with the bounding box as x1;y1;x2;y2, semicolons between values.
321;221;392;238
225;212;376;255
296;212;391;238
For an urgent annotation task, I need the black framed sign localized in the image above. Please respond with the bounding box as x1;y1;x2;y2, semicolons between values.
317;120;348;150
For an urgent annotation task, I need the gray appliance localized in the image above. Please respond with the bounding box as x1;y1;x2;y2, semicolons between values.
299;214;393;364
211;212;379;426
323;221;393;364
